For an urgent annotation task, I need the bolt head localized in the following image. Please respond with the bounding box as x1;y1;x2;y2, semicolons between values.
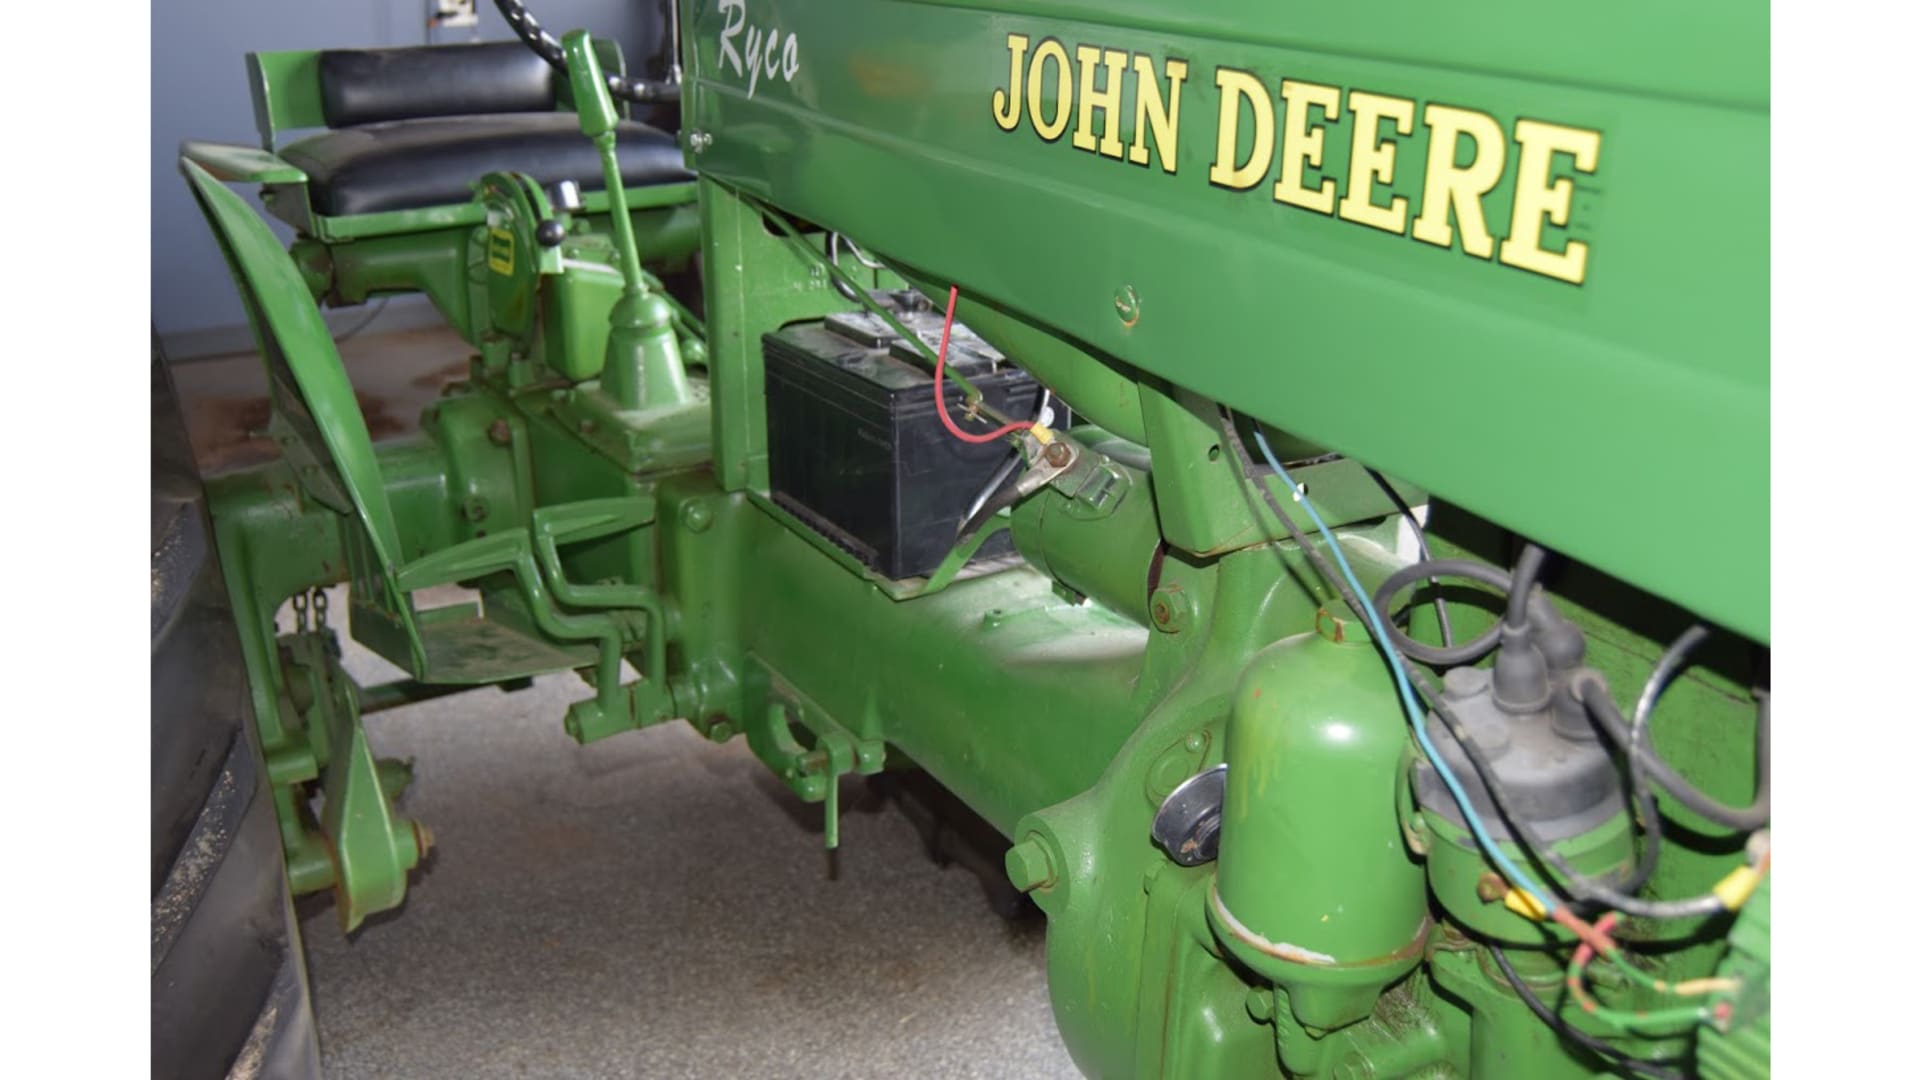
1475;871;1508;903
1148;586;1191;633
487;419;512;446
1005;836;1056;892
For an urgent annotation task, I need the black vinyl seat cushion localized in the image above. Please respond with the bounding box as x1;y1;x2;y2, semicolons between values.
279;112;692;217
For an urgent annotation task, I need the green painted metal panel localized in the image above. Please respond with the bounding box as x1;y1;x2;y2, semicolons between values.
183;160;408;572
180;141;306;185
680;0;1768;642
247;50;325;149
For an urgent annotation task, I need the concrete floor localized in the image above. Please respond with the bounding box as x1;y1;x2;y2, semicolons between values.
173;327;1081;1079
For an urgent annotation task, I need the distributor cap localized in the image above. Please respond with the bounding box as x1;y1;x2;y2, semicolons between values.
1415;666;1625;843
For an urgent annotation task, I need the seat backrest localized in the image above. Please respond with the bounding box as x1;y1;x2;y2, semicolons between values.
181;159;424;658
317;42;557;127
248;41;627;150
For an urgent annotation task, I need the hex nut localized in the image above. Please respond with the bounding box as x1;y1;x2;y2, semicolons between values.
1006;836;1056;892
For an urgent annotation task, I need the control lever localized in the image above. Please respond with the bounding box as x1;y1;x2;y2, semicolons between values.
562;30;692;412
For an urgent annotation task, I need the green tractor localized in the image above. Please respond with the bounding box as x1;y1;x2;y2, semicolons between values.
154;1;1767;1075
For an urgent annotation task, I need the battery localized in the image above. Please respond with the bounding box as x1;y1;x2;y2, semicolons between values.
764;295;1050;580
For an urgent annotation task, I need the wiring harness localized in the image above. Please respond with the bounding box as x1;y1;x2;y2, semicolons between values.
1220;410;1769;1071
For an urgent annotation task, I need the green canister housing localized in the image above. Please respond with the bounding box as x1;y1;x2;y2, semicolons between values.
1210;613;1429;1031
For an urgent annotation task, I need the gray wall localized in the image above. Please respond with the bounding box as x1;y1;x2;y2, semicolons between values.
153;1;666;350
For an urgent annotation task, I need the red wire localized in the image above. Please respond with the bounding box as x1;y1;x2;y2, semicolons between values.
933;285;1035;444
1569;911;1619;969
1553;905;1619;956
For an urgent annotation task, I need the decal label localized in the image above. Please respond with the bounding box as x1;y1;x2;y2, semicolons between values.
716;0;800;99
487;227;515;275
990;35;1602;285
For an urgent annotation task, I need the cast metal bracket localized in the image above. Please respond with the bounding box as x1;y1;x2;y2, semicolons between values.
745;670;886;851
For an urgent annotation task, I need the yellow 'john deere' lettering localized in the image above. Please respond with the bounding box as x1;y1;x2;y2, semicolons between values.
989;33;1604;285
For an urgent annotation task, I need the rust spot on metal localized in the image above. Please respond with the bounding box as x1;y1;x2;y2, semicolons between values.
188;390;404;474
189;395;274;472
410;359;471;388
358;393;404;440
1211;882;1432;970
1360;920;1436;970
318;831;354;931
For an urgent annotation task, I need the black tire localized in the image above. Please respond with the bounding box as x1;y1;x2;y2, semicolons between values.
151;333;322;1079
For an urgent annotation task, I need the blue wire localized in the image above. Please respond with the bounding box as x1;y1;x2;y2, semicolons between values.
1250;427;1556;915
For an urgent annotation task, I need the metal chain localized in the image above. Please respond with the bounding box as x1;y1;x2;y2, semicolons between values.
311;588;329;629
492;0;682;104
290;591;310;633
